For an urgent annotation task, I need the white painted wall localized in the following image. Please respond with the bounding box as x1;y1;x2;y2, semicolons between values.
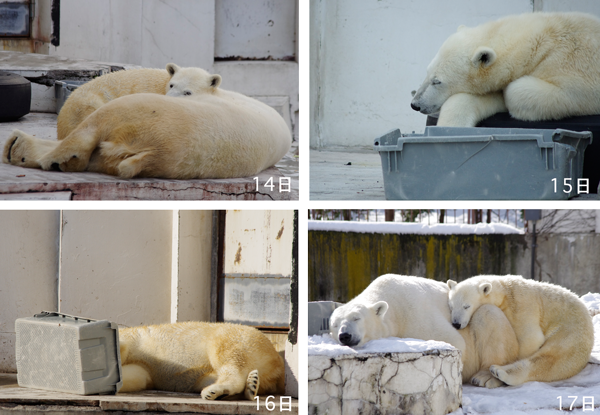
0;211;59;373
310;0;600;148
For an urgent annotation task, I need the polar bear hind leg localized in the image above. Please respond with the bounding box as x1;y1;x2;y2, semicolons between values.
200;365;249;400
37;125;100;172
120;363;154;392
3;130;59;168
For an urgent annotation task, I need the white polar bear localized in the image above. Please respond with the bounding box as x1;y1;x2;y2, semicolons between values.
447;275;594;385
119;321;285;400
411;12;600;127
329;274;519;388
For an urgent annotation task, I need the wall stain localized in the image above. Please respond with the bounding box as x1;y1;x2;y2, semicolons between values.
234;243;242;264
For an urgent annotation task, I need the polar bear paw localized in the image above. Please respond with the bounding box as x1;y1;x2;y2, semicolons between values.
201;384;230;400
490;364;512;384
471;369;505;388
244;370;260;401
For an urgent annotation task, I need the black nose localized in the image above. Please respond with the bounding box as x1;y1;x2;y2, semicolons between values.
452;322;461;330
50;162;60;171
339;332;352;345
411;102;421;112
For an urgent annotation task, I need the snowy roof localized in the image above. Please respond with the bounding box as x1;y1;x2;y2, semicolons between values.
308;220;524;235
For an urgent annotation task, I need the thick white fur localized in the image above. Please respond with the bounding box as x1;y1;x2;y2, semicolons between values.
412;12;600;126
118;322;284;400
447;275;594;385
329;274;519;388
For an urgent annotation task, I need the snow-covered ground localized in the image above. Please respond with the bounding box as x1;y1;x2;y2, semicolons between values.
308;293;600;414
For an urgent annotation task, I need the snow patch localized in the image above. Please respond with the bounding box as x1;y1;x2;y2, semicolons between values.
308;220;523;235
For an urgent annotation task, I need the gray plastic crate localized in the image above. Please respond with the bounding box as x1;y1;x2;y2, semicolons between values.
308;301;343;336
15;312;122;395
55;80;88;114
374;126;592;200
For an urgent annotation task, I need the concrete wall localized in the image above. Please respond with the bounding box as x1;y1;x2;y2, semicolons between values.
309;229;600;302
0;211;59;373
310;0;600;148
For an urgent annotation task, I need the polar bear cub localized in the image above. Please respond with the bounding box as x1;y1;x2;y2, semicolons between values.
57;64;220;140
447;275;594;385
329;274;519;388
118;322;285;400
411;12;600;127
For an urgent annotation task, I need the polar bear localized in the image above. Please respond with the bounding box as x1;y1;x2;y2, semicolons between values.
3;74;291;179
329;274;519;388
118;321;285;400
411;12;600;127
447;275;594;385
57;64;221;140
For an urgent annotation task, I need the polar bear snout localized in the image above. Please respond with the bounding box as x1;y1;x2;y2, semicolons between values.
452;321;462;330
338;330;359;347
410;102;421;112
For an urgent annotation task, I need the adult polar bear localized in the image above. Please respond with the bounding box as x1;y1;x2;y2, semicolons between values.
3;65;291;179
119;321;285;400
447;275;594;386
329;274;519;388
411;12;600;127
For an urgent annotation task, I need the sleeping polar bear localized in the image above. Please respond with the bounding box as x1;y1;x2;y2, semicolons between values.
119;321;285;400
329;274;519;388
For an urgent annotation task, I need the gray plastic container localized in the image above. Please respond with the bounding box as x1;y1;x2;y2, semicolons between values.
374;126;592;200
308;301;343;336
15;311;122;395
55;80;88;114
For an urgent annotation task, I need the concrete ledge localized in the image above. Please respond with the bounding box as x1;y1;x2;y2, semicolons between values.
308;350;462;415
0;374;298;414
0;113;298;200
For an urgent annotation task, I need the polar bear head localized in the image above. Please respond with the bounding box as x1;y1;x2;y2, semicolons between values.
165;63;222;97
447;278;492;330
329;301;389;347
410;25;498;115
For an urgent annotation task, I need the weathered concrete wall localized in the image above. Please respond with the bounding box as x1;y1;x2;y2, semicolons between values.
309;230;599;301
309;231;528;302
308;350;462;415
534;233;600;295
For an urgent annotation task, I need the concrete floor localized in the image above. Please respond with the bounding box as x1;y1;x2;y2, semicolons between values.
310;148;385;200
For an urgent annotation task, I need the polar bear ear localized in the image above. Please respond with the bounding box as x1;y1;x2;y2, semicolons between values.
371;301;389;318
210;74;222;89
447;280;458;290
457;24;467;32
479;282;493;296
166;63;181;77
471;47;496;68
